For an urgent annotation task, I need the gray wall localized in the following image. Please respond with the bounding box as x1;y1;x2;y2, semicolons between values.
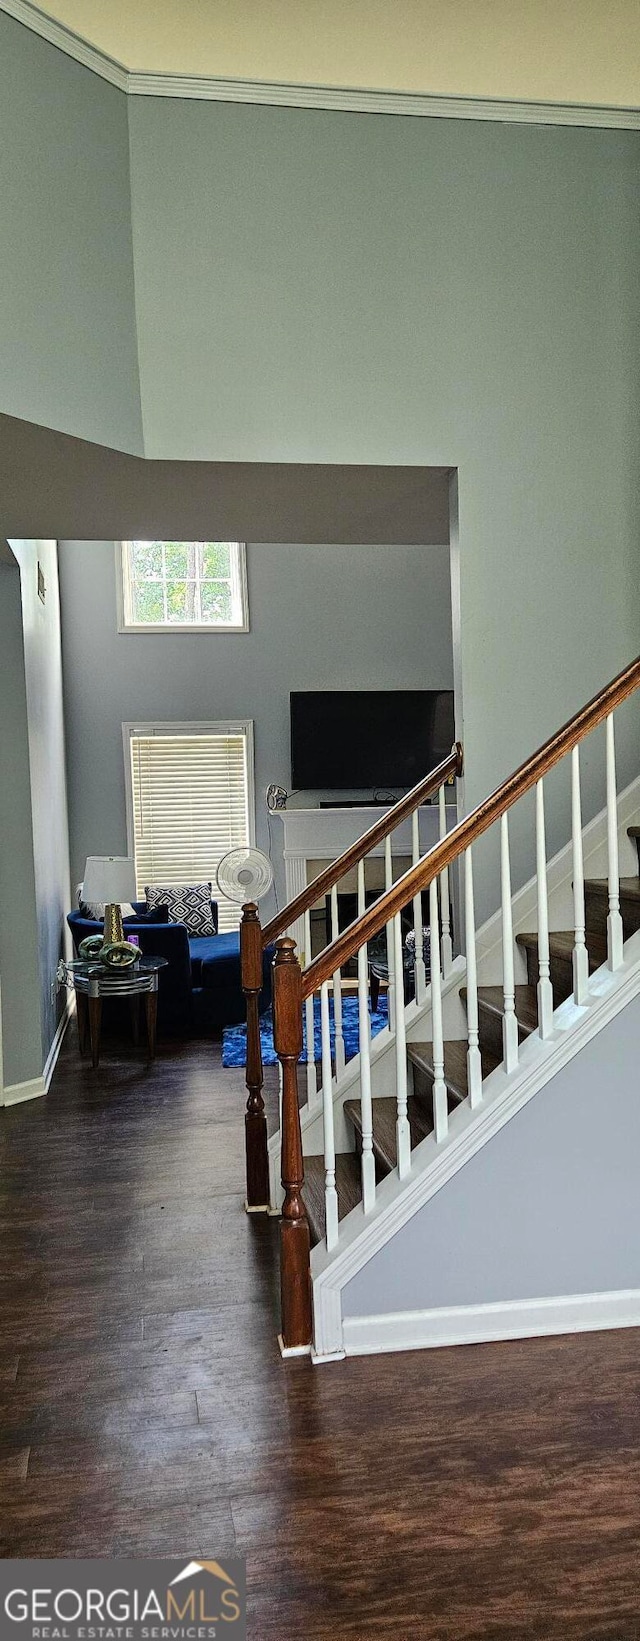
57;539;453;902
1;29;639;927
0;551;43;1090
344;992;640;1318
9;543;71;1076
128;100;640;897
0;13;142;454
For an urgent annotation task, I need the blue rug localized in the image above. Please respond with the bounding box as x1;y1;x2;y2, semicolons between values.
222;992;389;1068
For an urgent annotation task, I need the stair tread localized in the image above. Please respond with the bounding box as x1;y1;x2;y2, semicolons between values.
585;877;640;900
343;1094;433;1170
516;928;607;969
471;984;538;1035
303;1151;362;1248
408;1037;500;1097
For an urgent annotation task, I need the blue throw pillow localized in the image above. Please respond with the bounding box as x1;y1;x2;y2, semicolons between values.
124;905;170;926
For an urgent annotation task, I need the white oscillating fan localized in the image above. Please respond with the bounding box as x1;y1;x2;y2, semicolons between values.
216;847;274;905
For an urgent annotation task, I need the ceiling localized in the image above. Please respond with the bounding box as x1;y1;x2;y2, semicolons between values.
15;0;640;107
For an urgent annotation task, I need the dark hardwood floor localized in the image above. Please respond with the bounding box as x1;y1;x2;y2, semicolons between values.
1;1023;640;1638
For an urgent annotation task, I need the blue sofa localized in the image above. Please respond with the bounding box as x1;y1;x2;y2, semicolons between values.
67;901;274;1037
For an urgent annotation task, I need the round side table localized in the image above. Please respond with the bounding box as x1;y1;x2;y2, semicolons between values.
60;956;168;1068
368;926;431;1012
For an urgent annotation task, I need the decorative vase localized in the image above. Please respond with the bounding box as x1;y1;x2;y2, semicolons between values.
100;941;140;968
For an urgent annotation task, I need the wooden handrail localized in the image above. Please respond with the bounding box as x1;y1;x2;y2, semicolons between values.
302;654;640;997
262;742;463;946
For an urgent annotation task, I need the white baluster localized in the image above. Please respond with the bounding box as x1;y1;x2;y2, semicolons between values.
438;783;453;976
356;861;376;1207
330;883;346;1077
606;714;624;970
384;834;396;1033
464;847;483;1108
320;981;339;1251
304;910;319;1102
393;911;411;1177
501;812;519;1073
571;745;589;1005
429;877;448;1142
535;780;554;1039
357;872;376;1212
357;858;366;919
412;811;427;1003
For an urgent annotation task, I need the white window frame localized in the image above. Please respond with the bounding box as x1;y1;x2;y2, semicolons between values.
116;542;250;634
122;720;256;907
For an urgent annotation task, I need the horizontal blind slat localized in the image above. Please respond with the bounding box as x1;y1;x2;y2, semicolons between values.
130;731;250;932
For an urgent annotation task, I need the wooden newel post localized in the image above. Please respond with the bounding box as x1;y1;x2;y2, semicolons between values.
273;937;312;1354
241;903;270;1212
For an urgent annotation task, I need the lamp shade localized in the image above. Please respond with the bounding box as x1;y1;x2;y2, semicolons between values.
82;856;136;905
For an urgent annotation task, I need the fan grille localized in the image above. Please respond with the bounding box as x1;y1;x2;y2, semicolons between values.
216;847;274;903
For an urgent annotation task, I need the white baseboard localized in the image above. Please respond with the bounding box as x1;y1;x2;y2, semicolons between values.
2;998;73;1108
43;997;74;1093
3;1075;46;1106
342;1289;640;1356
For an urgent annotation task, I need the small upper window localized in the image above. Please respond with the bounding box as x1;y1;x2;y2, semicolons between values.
118;541;249;632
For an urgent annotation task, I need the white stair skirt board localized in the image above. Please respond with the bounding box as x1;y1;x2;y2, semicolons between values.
342;1291;640;1356
310;930;640;1359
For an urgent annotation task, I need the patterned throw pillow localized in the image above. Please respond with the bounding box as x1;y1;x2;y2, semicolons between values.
145;883;216;937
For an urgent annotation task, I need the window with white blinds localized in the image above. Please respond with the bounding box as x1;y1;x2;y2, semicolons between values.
125;724;254;932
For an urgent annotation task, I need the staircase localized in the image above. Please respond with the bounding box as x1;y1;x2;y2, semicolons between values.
239;655;640;1359
300;862;640;1246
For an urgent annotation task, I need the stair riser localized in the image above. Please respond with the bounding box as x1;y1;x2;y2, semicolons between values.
411;1062;461;1126
521;946;573;1008
585;888;640;943
476;998;531;1063
350;1125;392;1185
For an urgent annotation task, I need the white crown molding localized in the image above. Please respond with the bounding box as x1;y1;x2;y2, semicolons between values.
2;0;640;128
128;74;640;129
1;0;127;87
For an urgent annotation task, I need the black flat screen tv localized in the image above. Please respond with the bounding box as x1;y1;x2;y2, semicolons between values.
290;690;455;791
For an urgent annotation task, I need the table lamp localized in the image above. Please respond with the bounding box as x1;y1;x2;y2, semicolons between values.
82;856;137;945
